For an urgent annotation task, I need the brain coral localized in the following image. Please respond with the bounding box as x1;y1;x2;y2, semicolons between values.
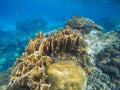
47;60;86;90
7;25;92;90
66;16;103;34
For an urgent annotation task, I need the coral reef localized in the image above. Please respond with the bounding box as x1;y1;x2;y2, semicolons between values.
6;16;120;90
0;68;12;90
40;26;83;55
47;60;86;90
84;30;120;63
7;55;52;90
66;16;103;34
86;68;117;90
84;30;120;90
25;26;92;68
96;43;120;89
7;25;91;90
0;17;49;72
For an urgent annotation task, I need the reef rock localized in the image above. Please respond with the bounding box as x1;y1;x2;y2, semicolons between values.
66;16;103;34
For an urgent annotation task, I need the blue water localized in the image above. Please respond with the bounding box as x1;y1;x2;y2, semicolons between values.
0;0;120;21
0;0;120;71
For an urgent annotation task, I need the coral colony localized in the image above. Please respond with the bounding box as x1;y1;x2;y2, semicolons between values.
0;16;119;90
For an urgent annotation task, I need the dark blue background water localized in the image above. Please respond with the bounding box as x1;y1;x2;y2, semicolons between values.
0;0;120;72
0;0;120;22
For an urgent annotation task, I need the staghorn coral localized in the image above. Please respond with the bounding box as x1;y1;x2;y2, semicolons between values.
66;16;103;34
47;60;86;90
7;25;91;90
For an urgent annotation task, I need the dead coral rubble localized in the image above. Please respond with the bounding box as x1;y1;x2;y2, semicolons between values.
7;26;91;90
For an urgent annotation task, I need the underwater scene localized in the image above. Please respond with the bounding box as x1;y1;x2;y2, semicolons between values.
0;0;120;90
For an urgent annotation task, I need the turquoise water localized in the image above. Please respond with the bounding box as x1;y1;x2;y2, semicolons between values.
0;0;120;90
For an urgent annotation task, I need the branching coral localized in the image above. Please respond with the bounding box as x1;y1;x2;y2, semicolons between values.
25;26;91;67
40;26;84;55
7;55;52;90
66;16;103;34
40;26;92;68
25;32;44;55
96;44;120;89
7;19;92;90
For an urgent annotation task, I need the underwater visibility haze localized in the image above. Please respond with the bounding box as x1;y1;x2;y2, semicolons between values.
0;0;120;90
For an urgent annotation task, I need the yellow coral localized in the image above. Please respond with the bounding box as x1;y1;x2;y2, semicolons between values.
47;60;86;90
7;55;52;90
